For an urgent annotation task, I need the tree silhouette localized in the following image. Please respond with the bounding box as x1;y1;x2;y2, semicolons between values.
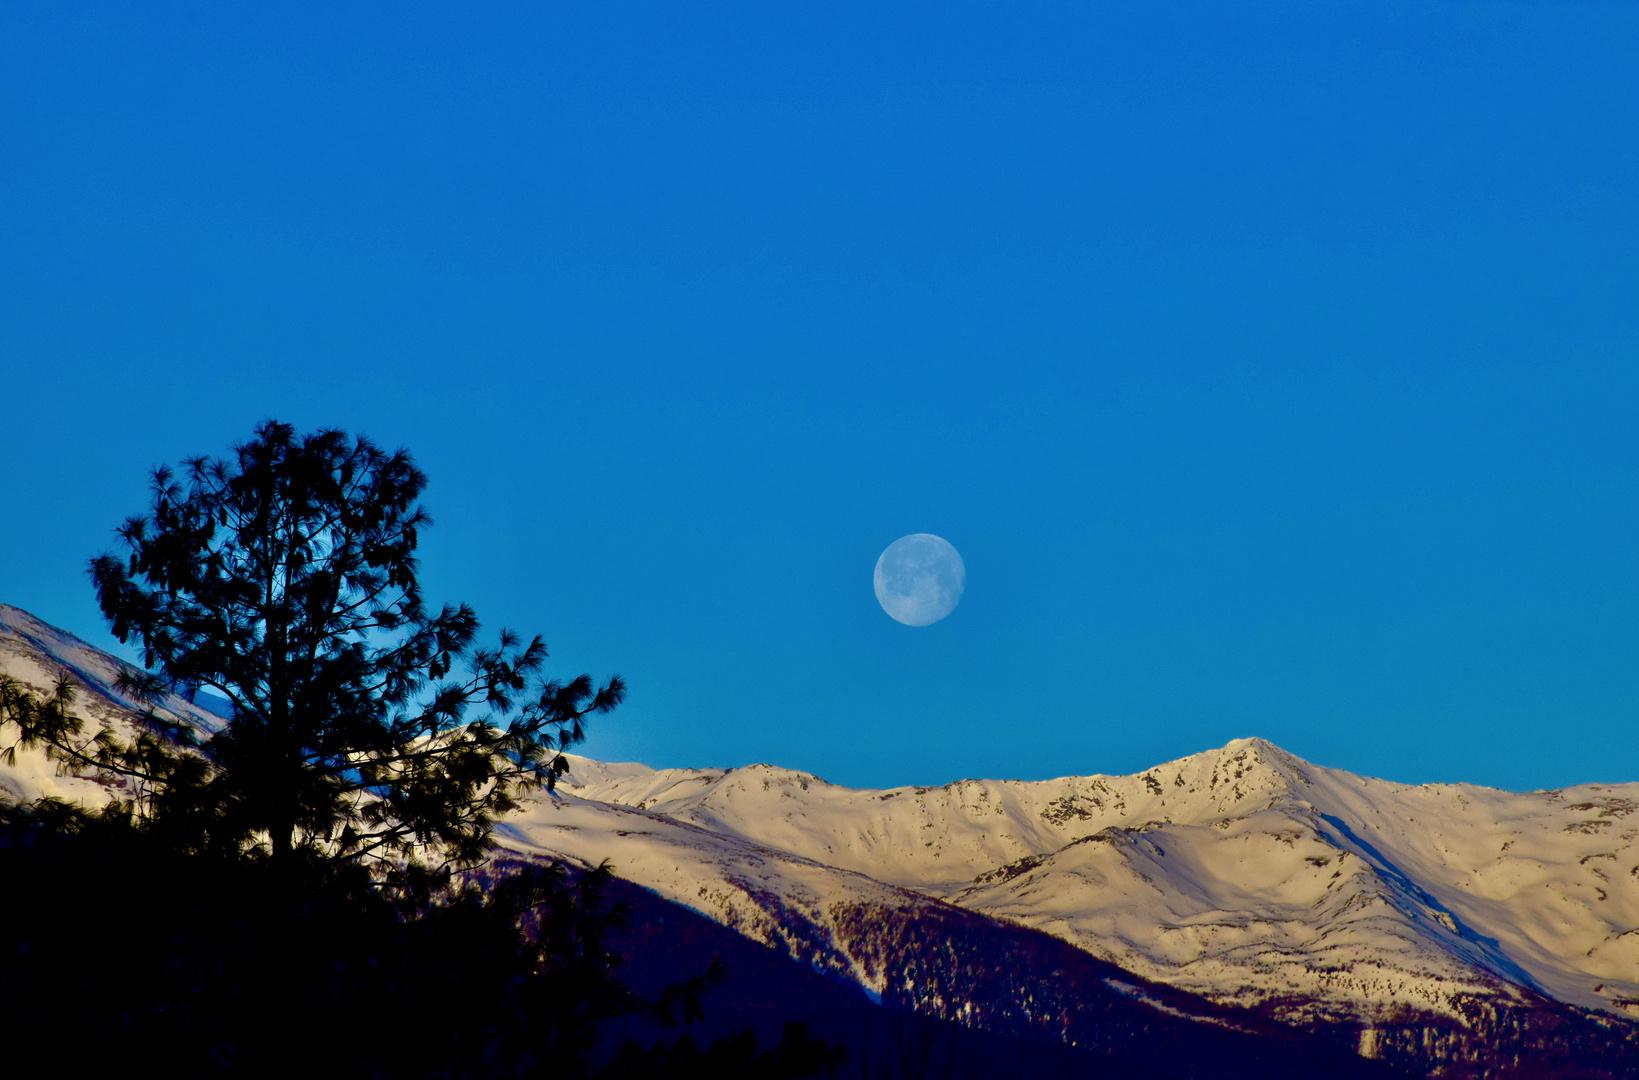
0;421;845;1077
85;419;623;886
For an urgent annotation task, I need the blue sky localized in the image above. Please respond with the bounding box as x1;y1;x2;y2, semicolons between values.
3;2;1636;791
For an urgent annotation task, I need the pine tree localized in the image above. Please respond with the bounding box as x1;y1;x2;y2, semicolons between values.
1;420;847;1077
86;419;624;884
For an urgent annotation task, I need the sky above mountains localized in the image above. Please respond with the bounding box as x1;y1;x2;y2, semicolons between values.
3;2;1637;792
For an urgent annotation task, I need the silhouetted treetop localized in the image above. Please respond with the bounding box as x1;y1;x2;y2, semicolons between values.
87;419;624;880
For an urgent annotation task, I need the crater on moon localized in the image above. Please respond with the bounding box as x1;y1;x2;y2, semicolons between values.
874;534;965;626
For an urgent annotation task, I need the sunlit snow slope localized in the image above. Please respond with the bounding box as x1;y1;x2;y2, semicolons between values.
519;741;1639;1022
0;603;222;808
6;602;1637;1028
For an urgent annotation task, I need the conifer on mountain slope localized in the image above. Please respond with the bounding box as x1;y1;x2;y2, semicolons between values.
0;422;843;1078
81;419;622;884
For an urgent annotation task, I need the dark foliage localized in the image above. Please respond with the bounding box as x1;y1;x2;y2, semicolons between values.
0;800;842;1076
1346;995;1639;1080
85;419;625;882
0;421;845;1077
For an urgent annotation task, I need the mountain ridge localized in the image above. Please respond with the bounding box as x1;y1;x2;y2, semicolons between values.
6;602;1639;1075
546;734;1639;1022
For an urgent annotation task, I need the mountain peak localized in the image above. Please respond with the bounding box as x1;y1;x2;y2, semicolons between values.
10;604;1639;1042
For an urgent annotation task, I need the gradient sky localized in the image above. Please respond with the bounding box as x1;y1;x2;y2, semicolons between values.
3;2;1637;792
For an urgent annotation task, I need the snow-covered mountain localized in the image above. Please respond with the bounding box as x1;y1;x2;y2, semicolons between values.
517;740;1639;1026
0;603;223;808
6;602;1638;1075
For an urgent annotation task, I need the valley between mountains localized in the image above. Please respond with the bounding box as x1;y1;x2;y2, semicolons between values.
7;601;1639;1076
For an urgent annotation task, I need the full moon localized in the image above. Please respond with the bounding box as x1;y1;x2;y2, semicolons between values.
874;534;966;626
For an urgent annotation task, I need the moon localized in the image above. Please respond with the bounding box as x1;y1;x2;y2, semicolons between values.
874;534;966;626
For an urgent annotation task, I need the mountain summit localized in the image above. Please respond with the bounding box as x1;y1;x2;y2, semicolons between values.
6;603;1637;1075
532;736;1639;1024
